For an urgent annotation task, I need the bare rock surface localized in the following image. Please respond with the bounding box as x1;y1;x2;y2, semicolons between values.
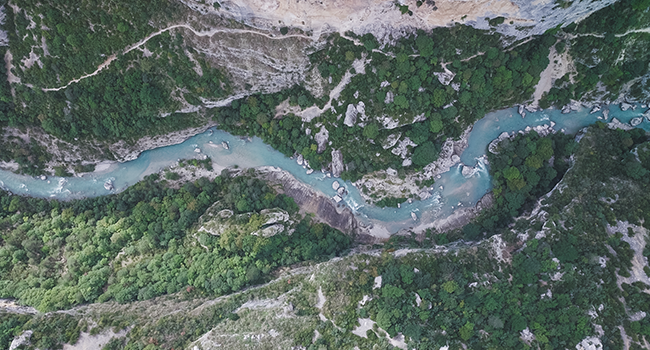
259;166;358;234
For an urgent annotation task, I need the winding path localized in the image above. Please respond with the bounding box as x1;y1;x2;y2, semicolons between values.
42;25;313;92
568;26;650;40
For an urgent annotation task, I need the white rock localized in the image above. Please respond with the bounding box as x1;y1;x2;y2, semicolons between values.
194;148;201;153
337;186;347;196
386;168;397;176
382;133;401;150
296;154;304;166
411;212;417;221
104;179;114;191
590;105;601;114
461;165;475;177
384;91;394;104
434;69;455;86
643;109;650;121
518;105;526;118
315;126;329;154
602;109;609;120
525;105;537;113
630;117;643;127
344;104;358;127
331;150;344;177
620;102;635;111
222;141;229;149
306;169;314;175
608;118;634;131
402;158;412;167
9;331;32;350
333;195;342;203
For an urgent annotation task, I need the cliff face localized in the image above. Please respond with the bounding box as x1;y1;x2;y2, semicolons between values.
195;0;617;41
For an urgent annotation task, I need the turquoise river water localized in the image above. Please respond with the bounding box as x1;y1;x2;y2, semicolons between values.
0;104;647;234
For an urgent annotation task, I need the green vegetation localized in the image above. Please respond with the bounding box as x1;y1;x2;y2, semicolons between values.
275;125;650;349
375;196;408;208
470;132;576;238
212;86;326;168
541;0;650;107
0;170;350;311
3;0;230;144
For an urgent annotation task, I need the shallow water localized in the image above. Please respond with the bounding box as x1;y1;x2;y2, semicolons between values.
0;103;647;233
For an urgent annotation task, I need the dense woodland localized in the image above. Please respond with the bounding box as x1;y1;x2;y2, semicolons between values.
0;170;350;312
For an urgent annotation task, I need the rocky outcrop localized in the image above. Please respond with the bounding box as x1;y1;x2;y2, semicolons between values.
561;100;582;114
608;118;634;131
620;102;635;111
630;117;643;127
259;167;358;234
315;126;329;154
344;104;358;127
424;126;471;177
331;149;344;177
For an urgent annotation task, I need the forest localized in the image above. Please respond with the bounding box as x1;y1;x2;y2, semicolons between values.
0;170;351;312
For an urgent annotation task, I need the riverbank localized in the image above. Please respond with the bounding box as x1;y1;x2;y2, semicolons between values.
354;125;472;205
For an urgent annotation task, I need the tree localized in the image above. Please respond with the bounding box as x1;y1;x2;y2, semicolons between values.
412;142;439;166
432;89;446;108
459;322;475;341
429;113;443;133
363;123;379;139
415;35;434;58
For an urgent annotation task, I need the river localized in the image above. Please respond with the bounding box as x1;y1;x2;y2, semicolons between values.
0;103;647;234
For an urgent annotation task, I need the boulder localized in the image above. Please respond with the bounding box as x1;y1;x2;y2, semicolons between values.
620;102;635;111
331;149;344;177
315;126;329;153
590;105;601;114
643;109;650;121
630;117;643;127
461;164;475;177
332;180;340;191
344;104;358;127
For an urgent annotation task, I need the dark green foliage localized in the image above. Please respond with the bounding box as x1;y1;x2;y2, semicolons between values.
488;16;505;26
5;3;230;143
213;86;323;168
0;172;351;311
306;28;553;180
375;196;408;208
412;142;440;167
23;314;81;350
474;132;575;233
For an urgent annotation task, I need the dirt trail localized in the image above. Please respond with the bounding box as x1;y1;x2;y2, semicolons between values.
568;26;650;40
42;25;313;92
